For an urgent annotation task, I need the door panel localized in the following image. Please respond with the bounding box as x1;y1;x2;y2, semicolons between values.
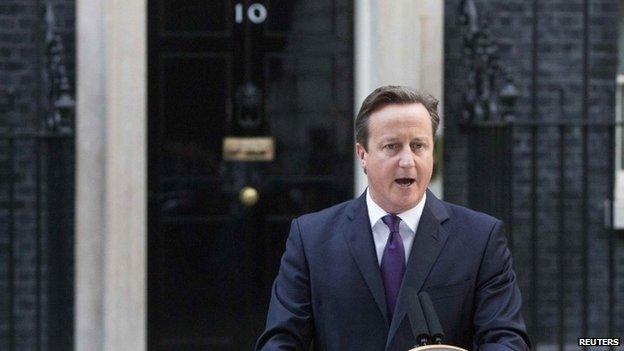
161;0;230;35
160;54;230;176
148;1;353;349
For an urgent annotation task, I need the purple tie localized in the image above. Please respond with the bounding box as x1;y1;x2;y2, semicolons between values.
380;214;406;319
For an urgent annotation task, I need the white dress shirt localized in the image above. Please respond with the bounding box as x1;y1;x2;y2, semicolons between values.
366;189;427;266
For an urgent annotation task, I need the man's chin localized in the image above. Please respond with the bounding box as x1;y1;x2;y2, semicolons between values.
369;187;424;213
388;194;422;213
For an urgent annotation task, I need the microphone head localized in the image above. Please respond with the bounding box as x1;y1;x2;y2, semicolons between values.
418;291;445;343
407;288;431;346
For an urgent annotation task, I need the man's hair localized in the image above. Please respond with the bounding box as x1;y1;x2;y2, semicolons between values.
355;86;440;150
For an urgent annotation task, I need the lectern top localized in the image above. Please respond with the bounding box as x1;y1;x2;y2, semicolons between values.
408;345;469;351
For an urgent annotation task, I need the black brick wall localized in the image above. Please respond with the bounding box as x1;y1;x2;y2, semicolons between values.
0;0;74;350
444;0;620;347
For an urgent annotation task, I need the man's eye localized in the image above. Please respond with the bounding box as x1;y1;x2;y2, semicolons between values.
384;144;397;150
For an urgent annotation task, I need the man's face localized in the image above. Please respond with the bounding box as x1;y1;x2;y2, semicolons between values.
356;103;434;214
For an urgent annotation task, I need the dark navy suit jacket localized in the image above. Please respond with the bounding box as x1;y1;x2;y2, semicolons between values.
256;190;530;351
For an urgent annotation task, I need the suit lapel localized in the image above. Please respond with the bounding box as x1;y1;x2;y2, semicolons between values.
386;191;450;349
343;194;389;325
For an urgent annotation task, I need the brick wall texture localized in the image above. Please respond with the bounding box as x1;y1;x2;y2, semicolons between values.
444;0;621;347
0;0;74;350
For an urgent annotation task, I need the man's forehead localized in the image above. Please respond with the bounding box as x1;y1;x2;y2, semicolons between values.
375;134;432;142
379;133;430;139
369;104;430;123
368;109;432;131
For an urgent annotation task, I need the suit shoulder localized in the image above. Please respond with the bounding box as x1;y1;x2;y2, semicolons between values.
439;201;505;256
443;201;501;234
289;197;362;246
295;198;354;228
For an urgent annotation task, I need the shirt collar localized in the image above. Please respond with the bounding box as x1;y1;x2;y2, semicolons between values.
366;188;427;234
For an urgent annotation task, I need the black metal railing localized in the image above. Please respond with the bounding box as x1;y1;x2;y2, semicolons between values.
457;0;621;346
0;130;74;351
464;119;619;350
1;0;75;348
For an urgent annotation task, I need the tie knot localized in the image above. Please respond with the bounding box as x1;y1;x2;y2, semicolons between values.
382;214;401;233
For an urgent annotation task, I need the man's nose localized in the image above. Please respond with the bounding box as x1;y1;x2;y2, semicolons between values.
398;149;415;168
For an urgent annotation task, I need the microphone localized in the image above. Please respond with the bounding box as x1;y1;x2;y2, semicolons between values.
418;292;444;344
407;288;430;346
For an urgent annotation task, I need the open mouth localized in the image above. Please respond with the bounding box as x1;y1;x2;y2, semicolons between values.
394;178;415;187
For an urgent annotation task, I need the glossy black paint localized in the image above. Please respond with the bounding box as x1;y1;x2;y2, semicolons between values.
148;1;354;349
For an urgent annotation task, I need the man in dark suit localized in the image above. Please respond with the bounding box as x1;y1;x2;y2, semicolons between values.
256;86;530;350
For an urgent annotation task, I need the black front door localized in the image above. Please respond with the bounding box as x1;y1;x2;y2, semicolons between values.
147;1;353;349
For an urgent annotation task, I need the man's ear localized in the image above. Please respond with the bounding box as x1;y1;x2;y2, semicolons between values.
355;142;367;170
